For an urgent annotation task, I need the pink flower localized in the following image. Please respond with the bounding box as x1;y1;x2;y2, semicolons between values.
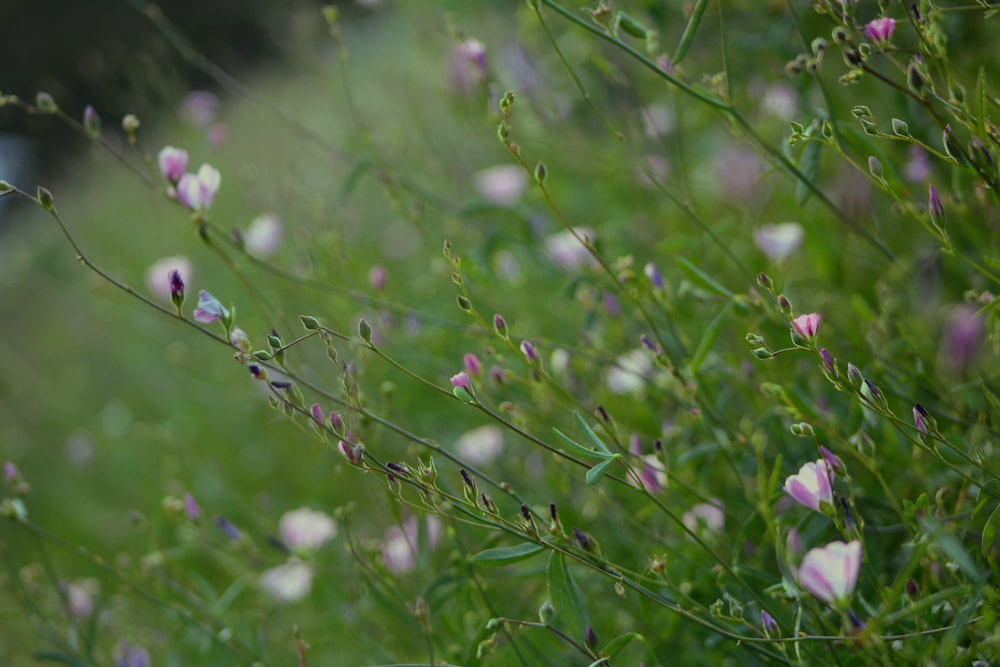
158;146;188;183
177;164;220;211
368;264;388;291
463;353;481;375
784;460;834;513
791;313;821;339
279;507;338;553
450;372;471;391
682;499;725;537
474;165;527;206
192;290;226;323
798;540;862;606
864;17;895;44
455;38;487;80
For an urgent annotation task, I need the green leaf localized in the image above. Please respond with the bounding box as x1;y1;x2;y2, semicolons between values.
981;505;1000;557
471;542;545;566
547;552;589;637
602;631;644;657
687;303;730;375
553;428;610;460
585;454;621;486
574;412;612;455
676;257;733;298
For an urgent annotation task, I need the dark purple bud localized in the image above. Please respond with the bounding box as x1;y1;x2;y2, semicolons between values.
639;334;658;352
387;462;408;476
115;643;151;667
839;497;854;532
463;353;481;375
847;610;865;630
310;403;324;424
168;269;185;311
756;272;773;290
906;578;918;596
270;380;292;389
248;364;263;379
603;292;620;316
329;412;343;431
521;503;533;522
573;527;593;551
83;105;101;138
550;503;559;522
183;492;201;521
777;294;792;315
596;405;610;424
819;348;835;373
585;625;599;651
846;363;863;386
460;469;474;489
214;515;242;541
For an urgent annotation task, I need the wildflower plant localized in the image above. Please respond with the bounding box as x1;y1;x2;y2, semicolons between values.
1;1;999;665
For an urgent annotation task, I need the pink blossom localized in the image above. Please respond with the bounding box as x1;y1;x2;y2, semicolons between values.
682;499;725;537
158;146;188;183
368;264;388;291
450;372;471;391
784;459;834;513
474;165;527;206
455;38;487;79
791;313;821;339
279;507;337;553
864;17;895;44
798;540;862;606
463;353;481;376
177;164;220;211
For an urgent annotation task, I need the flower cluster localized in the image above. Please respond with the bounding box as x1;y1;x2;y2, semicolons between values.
157;146;220;212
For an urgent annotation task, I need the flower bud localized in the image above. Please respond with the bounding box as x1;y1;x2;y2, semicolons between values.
300;315;320;331
35;91;57;113
534;161;547;184
520;339;538;364
37;186;55;213
493;313;508;339
358;318;372;344
168;269;185;312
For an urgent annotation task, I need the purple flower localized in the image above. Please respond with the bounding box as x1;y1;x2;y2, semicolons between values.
193;290;226;324
820;348;835;373
791;313;821;339
214;515;242;541
179;90;219;128
644;262;664;289
329;412;343;431
183;492;201;521
4;461;18;482
368;264;388;291
310;403;324;424
158;146;188;183
798;540;862;607
784;459;834;513
761;610;777;635
913;404;929;433
492;313;508;338
520;340;538;363
115;642;150;667
941;306;983;374
177;164;220;211
230;328;250;352
145;256;192;303
864;17;896;44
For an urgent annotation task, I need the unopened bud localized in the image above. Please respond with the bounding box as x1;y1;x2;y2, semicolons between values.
534;161;547;184
493;313;508;339
37;187;55;212
907;62;925;95
868;156;883;180
300;315;320;331
35;91;57;113
751;347;774;360
83;105;101;138
358;318;372;344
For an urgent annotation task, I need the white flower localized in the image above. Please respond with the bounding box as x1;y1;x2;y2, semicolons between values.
382;516;419;574
606;348;653;395
455;425;504;465
753;223;804;261
260;559;314;603
474;165;527;206
177;164;221;211
243;213;283;257
279;507;337;553
683;500;725;537
545;227;598;273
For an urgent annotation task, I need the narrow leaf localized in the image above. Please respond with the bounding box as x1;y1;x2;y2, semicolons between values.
471;542;545;566
553;428;611;460
981;505;1000;557
687;303;730;375
547;552;589;637
672;0;710;65
602;631;644;658
585;454;620;486
574;412;612;454
676;257;733;297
